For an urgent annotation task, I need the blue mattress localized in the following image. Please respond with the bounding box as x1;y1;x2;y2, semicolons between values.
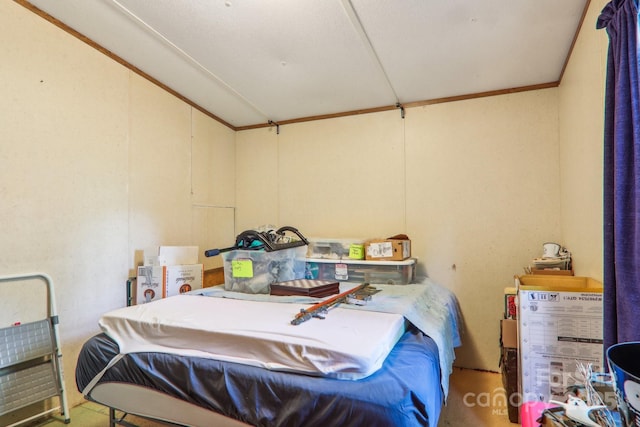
76;324;443;427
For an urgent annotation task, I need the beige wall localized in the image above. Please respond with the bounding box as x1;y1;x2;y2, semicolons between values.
0;0;608;412
236;1;609;372
558;0;608;282
237;111;407;235
0;1;235;410
236;89;563;370
406;91;564;369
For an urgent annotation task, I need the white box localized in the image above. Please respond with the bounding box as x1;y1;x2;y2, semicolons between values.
158;246;199;265
517;275;603;403
136;265;165;304
165;264;204;297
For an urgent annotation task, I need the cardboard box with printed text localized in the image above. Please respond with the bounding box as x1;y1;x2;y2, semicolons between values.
364;239;411;261
135;265;165;305
165;264;204;297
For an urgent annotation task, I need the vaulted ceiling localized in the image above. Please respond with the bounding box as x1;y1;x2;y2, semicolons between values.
22;0;590;130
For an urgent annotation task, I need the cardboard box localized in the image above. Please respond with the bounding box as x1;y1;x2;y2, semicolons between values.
364;239;411;261
165;264;204;297
530;268;574;276
500;318;520;423
517;274;601;292
501;347;519;423
501;319;518;349
158;246;199;265
504;286;517;319
135;265;165;305
516;275;603;403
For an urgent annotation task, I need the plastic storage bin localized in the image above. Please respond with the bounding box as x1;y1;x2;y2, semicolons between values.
305;258;416;285
222;246;307;294
306;238;365;260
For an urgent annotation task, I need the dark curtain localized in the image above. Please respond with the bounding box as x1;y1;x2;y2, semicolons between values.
597;0;640;352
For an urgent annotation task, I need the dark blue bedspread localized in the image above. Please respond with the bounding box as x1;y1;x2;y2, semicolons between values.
76;325;442;426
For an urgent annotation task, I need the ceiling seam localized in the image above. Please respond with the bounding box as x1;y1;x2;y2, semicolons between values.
18;0;569;131
235;81;559;131
340;0;399;104
107;0;269;121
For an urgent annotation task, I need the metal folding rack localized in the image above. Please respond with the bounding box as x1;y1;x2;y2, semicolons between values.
0;273;70;426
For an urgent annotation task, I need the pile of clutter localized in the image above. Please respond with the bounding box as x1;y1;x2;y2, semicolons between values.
526;242;572;274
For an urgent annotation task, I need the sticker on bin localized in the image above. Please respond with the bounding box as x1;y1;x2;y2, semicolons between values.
232;259;254;278
349;244;365;260
335;263;348;281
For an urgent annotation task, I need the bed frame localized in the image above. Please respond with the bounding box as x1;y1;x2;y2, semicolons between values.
77;327;443;427
77;281;460;426
93;383;248;427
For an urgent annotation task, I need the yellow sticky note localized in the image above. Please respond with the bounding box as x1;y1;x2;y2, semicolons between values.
349;244;365;260
231;259;253;278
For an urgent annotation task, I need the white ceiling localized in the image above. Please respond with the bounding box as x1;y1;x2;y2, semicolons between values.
25;0;589;129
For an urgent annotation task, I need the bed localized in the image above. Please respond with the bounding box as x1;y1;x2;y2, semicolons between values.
75;278;461;427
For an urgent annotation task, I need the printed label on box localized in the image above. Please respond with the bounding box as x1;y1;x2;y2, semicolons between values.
519;290;603;403
366;242;393;258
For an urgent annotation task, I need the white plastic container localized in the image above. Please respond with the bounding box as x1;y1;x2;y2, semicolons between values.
306;238;366;260
305;258;416;285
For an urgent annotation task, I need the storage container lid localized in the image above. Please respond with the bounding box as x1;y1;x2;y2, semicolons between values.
306;257;416;266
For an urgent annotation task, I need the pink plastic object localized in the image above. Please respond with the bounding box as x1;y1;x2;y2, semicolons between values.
520;401;558;427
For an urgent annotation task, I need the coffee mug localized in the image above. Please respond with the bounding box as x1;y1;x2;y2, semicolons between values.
607;342;640;426
542;242;561;258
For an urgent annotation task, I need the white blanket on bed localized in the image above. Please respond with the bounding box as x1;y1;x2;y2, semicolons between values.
99;295;406;380
197;277;461;397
